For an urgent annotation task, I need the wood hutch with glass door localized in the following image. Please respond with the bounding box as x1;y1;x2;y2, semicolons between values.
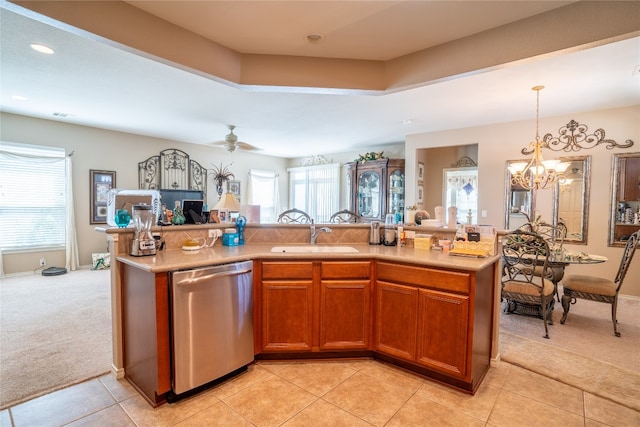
345;159;405;222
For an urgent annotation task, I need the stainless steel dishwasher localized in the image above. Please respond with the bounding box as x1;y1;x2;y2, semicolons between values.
170;260;254;395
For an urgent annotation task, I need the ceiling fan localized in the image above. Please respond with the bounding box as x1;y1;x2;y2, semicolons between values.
211;125;259;153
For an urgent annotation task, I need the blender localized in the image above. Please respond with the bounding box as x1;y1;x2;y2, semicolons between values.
131;203;157;256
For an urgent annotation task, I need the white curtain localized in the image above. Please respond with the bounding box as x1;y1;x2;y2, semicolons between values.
65;156;79;271
247;170;280;223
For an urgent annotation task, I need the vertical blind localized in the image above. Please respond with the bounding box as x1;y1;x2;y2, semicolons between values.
288;163;340;223
0;142;66;250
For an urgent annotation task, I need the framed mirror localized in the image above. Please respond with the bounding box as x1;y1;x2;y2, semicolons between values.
504;159;536;230
552;156;591;245
609;152;640;247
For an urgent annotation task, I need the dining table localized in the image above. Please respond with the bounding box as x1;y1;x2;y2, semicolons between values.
547;251;608;301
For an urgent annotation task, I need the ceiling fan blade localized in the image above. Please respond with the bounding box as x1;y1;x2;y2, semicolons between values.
208;125;260;152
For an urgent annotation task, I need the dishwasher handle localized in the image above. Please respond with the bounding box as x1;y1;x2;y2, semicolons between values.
176;268;252;286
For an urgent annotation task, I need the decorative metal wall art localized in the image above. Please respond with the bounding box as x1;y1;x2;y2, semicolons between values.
138;148;207;195
452;156;477;168
522;119;635;154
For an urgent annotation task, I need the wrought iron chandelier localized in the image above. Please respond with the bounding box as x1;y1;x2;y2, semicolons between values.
508;86;570;190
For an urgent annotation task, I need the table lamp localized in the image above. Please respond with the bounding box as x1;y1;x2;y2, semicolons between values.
214;192;240;222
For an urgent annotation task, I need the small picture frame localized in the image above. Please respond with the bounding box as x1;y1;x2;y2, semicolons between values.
417;185;424;204
209;209;220;223
229;180;241;202
90;170;116;224
418;162;424;181
218;208;229;223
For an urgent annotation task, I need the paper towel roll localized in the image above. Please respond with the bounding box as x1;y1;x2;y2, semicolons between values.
435;206;443;221
447;206;457;229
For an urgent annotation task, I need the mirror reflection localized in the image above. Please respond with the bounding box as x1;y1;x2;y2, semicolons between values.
504;160;535;230
609;152;640;247
552;156;591;245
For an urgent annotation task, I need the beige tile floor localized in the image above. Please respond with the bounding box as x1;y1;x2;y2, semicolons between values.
2;359;639;427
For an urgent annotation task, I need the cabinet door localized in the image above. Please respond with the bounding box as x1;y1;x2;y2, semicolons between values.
320;280;371;350
620;157;640;201
416;289;469;378
388;167;405;216
262;281;314;352
374;281;418;361
358;170;382;220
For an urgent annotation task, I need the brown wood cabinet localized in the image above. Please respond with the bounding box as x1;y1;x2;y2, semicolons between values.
416;288;469;377
345;158;405;221
120;254;496;404
612;155;640;245
375;281;418;360
259;261;315;352
375;261;491;389
121;265;171;406
320;261;372;350
618;156;640;202
257;260;373;353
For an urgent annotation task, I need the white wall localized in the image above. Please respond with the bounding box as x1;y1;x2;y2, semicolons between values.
406;105;640;297
0;112;288;273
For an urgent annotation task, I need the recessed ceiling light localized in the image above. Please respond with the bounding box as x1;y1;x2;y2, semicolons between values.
402;119;414;125
12;95;28;101
30;43;54;54
305;33;324;44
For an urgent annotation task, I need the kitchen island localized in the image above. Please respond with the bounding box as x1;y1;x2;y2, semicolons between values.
102;224;501;406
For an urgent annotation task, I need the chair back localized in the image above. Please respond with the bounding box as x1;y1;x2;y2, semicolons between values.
614;230;640;291
519;220;566;248
329;209;361;223
502;230;550;288
277;208;312;224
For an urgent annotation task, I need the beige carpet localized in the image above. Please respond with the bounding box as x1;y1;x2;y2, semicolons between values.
499;292;640;411
0;268;112;410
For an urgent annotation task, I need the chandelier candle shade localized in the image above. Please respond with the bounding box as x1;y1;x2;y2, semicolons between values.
509;86;570;190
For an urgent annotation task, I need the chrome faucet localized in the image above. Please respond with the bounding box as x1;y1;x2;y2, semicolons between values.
310;220;332;244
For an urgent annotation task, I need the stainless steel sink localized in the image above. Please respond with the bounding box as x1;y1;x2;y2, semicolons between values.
270;245;359;253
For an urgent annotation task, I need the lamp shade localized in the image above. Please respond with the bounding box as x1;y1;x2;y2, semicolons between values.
213;193;241;211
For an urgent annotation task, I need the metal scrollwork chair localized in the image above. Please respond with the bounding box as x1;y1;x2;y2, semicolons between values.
560;230;639;337
518;220;568;301
329;209;361;223
502;230;556;339
277;208;313;224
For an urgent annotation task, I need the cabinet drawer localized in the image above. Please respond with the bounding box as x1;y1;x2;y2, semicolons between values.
322;261;371;279
377;262;470;294
261;261;313;280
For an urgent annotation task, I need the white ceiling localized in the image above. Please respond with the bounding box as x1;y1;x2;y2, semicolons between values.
1;1;639;158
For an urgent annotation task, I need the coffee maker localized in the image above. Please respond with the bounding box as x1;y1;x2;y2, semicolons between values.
131;204;156;256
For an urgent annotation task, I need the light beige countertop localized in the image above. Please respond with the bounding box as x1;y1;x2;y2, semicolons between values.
116;243;500;273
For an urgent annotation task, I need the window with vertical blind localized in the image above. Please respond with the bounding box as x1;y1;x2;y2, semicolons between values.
0;142;66;250
287;163;340;223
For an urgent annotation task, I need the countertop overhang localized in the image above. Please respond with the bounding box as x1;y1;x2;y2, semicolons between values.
116;243;500;273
